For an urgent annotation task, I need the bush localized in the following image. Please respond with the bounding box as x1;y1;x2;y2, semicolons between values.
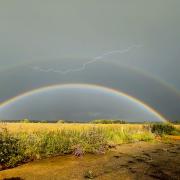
151;123;175;135
84;170;95;179
81;127;107;153
0;128;23;168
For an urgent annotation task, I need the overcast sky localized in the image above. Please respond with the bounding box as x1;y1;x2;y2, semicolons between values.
0;1;179;122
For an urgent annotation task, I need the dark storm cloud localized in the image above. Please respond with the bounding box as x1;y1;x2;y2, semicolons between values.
0;0;179;121
0;61;179;122
0;85;165;122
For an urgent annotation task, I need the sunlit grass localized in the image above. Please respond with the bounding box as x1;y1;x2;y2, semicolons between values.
0;122;179;169
0;123;152;132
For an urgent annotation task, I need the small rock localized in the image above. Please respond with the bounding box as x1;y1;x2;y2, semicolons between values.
127;160;134;164
113;155;120;158
108;144;116;148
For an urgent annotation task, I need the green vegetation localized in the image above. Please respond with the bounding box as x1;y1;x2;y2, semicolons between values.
90;119;126;124
0;128;24;168
84;170;95;179
0;123;179;170
20;118;31;123
57;120;65;123
0;125;156;169
151;123;180;135
0;127;107;168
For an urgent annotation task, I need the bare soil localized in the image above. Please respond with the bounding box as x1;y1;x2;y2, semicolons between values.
0;140;180;180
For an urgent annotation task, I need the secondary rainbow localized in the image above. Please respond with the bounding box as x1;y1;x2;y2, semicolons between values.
1;61;179;97
0;83;168;122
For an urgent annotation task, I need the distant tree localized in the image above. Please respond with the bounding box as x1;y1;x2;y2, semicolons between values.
20;118;31;123
90;119;126;124
41;120;48;123
57;120;65;123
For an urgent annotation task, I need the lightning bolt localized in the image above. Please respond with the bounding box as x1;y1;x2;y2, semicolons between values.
30;44;143;74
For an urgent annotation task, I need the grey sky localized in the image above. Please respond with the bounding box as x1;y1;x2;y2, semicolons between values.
0;85;165;122
0;1;179;121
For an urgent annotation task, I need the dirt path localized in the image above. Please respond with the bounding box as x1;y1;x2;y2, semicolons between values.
0;141;180;180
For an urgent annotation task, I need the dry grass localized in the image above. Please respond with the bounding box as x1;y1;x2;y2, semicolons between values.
0;122;179;168
0;123;150;133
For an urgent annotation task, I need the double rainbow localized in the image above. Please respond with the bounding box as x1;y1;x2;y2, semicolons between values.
0;83;168;122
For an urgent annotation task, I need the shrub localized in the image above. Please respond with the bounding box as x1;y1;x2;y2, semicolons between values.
0;128;23;168
84;170;95;179
81;127;107;153
151;123;175;135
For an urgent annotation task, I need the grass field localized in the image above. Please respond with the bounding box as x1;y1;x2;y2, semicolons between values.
0;123;180;170
1;122;179;133
0;123;155;132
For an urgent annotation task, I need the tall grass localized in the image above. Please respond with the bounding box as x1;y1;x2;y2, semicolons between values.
1;123;179;169
0;123;156;169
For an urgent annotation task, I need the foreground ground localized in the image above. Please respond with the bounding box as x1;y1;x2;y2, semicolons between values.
0;140;180;180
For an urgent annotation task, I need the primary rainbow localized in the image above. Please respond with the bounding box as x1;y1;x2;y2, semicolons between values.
0;83;168;122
